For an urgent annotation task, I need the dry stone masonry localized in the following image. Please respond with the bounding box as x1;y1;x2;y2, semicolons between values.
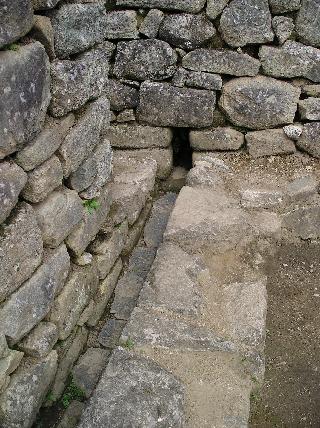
0;0;320;427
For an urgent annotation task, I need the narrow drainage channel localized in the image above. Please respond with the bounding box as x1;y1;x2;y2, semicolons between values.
250;242;320;427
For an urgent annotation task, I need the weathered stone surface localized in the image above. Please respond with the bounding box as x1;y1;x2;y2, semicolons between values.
187;156;225;188
246;129;296;158
283;124;303;141
302;84;320;97
107;80;139;112
30;15;55;60
296;0;320;47
0;43;50;159
69;140;112;193
182;48;260;76
127;246;157;280
220;76;300;129
259;41;320;83
0;350;24;377
299;98;320;120
139;9;164;38
72;348;108;398
50;4;107;58
0;335;9;359
0;161;27;224
22;156;63;203
190;127;244;151
284;204;320;239
66;185;112;256
87;258;123;326
296;122;320;158
18;322;58;358
272;16;294;45
286;176;319;203
144;193;177;248
58;97;110;177
116;0;206;12
116;109;135;123
33;0;61;9
0;351;58;428
220;0;274;47
206;0;229;19
138;82;216;128
0;0;33;48
49;263;99;340
114;39;177;81
98;319;126;348
90;221;128;279
50;44;113;117
0;203;43;302
56;401;85;428
15;114;75;171
163;166;188;192
240;188;285;209
0;244;70;344
34;187;84;248
51;327;88;400
158;13;216;50
106;124;172;149
105;11;138;39
269;0;300;13
110;272;144;320
173;68;222;90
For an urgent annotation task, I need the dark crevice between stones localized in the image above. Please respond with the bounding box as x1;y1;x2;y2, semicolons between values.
172;128;193;170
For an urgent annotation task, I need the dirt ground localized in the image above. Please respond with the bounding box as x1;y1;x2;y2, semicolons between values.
250;242;320;428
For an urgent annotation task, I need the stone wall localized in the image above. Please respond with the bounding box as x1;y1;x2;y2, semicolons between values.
0;0;320;426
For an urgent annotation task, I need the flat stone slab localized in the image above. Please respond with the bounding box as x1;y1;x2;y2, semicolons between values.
78;347;185;428
106;124;172;149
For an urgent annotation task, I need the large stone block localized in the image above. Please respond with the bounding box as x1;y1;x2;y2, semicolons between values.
49;263;99;340
107;80;139;112
259;41;320;83
0;203;43;302
0;0;33;48
50;43;113;117
296;0;320;48
22;156;63;203
158;13;216;50
50;3;107;58
272;16;294;45
220;76;300;129
206;0;229;19
58;97;110;177
220;0;273;47
15;114;75;171
182;48;260;76
114;39;177;81
296;122;320;158
116;0;206;12
246;129;296;158
269;0;300;13
105;10;138;39
137;82;216;128
0;244;70;344
190;127;244;151
0;43;50;159
0;161;27;224
0;351;58;428
173;68;222;90
106;124;172;149
33;187;84;248
139;9;164;38
18;322;58;358
66;185;112;256
299;98;320;121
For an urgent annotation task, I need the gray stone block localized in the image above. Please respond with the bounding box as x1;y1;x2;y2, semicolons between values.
33;187;84;248
173;68;222;90
299;98;320;120
269;0;300;13
246;129;296;158
220;76;300;129
190;127;244;151
106;124;172;149
0;0;33;48
296;0;320;47
272;16;294;45
0;203;43;302
296;122;320;158
0;161;27;224
0;43;50;159
139;9;164;38
107;80;139;112
18;322;59;358
33;0;61;9
137;81;216;128
98;319;126;348
105;10;138;39
30;15;55;60
116;0;206;12
114;39;177;81
206;0;229;19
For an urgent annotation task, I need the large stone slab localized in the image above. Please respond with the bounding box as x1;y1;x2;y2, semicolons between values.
107;80;139;112
0;203;43;302
0;0;33;48
173;68;223;90
0;161;27;224
50;43;113;117
105;10;138;39
106;124;172;149
137;82;216;128
220;0;274;47
0;351;58;428
116;0;206;12
34;187;83;248
0;43;50;159
0;244;70;344
182;48;260;76
18;322;58;358
139;9;164;38
78;347;185;428
114;39;177;81
158;13;215;50
220;76;300;129
190;127;244;151
296;0;320;48
259;41;320;83
246;129;296;158
50;3;107;58
296;122;320;158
